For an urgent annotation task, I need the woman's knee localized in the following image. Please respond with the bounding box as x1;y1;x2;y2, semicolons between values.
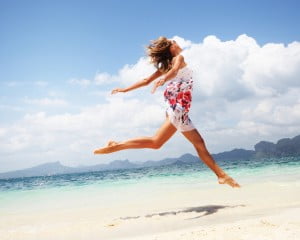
150;137;164;149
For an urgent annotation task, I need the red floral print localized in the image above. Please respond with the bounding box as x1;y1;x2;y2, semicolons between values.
163;67;195;132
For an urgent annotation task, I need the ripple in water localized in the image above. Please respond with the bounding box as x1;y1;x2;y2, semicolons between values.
0;156;299;193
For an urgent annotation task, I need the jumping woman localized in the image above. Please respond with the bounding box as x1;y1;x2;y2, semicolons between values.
94;37;240;188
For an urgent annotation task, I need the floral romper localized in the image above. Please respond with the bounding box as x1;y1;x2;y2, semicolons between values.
164;66;195;132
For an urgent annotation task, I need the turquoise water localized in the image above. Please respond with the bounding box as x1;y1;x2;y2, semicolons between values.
0;156;299;192
0;156;299;208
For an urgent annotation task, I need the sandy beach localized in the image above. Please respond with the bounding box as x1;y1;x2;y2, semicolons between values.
124;207;300;240
1;170;300;240
107;178;300;240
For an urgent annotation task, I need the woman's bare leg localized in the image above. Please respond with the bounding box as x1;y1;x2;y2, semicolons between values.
182;129;240;188
94;118;177;154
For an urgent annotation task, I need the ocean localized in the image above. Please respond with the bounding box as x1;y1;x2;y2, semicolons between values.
0;156;299;207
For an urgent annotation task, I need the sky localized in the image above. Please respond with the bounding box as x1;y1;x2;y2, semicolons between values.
0;0;300;172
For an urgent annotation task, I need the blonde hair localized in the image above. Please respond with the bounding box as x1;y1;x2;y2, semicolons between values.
147;36;173;73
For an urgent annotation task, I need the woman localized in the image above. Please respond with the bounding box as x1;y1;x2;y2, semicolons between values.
94;37;240;188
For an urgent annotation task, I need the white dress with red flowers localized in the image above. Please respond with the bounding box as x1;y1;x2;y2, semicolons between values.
164;66;195;132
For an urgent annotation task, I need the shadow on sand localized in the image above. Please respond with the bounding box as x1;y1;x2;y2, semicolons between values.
119;204;245;221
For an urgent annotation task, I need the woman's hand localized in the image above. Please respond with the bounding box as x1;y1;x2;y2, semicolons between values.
111;88;126;94
151;78;166;94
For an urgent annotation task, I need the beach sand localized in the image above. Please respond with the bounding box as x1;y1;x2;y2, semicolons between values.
1;174;300;240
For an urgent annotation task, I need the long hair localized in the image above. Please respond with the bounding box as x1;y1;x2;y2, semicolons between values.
147;36;173;73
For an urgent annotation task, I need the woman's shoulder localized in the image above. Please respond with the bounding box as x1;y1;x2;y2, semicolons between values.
172;54;184;63
171;55;186;69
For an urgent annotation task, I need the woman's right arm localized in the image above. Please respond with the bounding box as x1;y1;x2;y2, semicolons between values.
111;70;163;94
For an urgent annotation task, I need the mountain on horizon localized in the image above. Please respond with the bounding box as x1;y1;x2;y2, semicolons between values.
1;134;299;179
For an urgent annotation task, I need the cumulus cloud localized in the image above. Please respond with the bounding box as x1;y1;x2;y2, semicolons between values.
0;97;165;171
184;34;300;101
241;41;300;97
241;89;300;127
1;34;300;171
118;57;156;85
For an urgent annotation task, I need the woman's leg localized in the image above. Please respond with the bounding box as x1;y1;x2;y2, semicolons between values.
94;118;177;154
181;128;240;188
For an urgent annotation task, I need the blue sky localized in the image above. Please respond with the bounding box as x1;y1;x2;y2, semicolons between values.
1;0;300;171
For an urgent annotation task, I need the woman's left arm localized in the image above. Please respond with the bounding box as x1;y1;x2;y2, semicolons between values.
151;55;185;93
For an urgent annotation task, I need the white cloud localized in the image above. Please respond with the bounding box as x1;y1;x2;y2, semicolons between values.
241;89;300;126
0;97;165;171
172;35;193;49
94;72;117;85
183;34;300;101
1;34;300;172
68;58;155;90
241;41;300;97
118;57;156;86
0;128;6;137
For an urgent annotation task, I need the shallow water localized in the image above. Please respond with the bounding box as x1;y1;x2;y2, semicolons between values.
0;156;299;211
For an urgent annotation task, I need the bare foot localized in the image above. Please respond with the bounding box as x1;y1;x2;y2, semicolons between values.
218;175;241;188
94;141;119;154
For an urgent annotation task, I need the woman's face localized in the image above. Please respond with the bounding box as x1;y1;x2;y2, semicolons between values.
169;40;182;56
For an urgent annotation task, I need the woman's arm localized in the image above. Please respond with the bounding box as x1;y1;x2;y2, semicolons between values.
111;70;163;94
151;55;185;93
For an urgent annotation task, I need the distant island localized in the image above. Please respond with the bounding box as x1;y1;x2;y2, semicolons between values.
0;134;299;179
